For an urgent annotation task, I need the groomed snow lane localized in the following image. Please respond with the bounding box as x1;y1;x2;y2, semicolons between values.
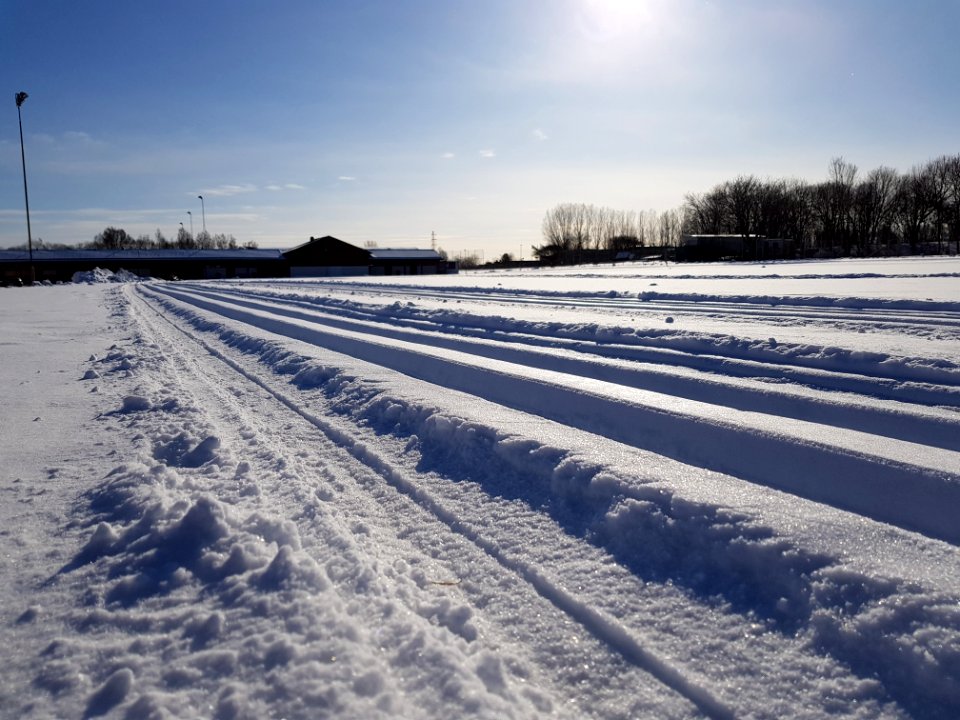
145;283;960;545
120;280;960;718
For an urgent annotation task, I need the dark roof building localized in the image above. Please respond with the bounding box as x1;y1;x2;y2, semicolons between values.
285;236;454;277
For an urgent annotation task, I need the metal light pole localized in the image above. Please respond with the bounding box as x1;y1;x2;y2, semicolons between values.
197;195;206;235
15;91;34;284
187;210;193;237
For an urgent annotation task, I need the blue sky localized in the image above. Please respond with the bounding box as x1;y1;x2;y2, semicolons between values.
2;0;958;257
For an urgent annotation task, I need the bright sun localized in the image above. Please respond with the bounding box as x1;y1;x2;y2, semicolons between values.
579;0;661;42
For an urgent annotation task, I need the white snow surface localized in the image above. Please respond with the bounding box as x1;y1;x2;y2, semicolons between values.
71;267;143;284
2;257;960;719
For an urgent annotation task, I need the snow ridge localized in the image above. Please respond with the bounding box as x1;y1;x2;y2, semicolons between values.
146;284;960;544
138;282;960;717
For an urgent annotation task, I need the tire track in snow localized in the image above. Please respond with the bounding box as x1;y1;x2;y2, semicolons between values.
135;284;960;716
126;288;599;716
148;283;960;545
133;286;744;719
198;282;960;404
245;279;960;330
130;287;730;718
176;284;960;449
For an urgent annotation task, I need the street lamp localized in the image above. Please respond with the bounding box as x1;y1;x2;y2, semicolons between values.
197;195;206;235
15;91;34;284
187;210;193;237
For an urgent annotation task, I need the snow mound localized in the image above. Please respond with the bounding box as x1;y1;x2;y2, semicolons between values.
72;267;142;284
119;394;151;413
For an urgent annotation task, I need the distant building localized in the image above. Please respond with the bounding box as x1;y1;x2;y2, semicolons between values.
0;247;287;285
0;236;456;284
283;236;454;277
282;236;372;277
678;235;796;262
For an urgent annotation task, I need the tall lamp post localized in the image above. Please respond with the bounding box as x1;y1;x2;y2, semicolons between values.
197;195;206;235
15;91;34;284
187;210;193;237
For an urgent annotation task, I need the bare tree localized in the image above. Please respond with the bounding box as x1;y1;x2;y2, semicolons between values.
643;209;661;246
811;157;858;254
783;180;815;254
926;156;952;253
91;227;133;250
851;166;899;253
944;154;960;253
658;208;684;247
726;175;760;237
585;205;603;251
688;183;732;234
456;251;480;269
570;203;590;254
635;210;649;247
541;204;576;252
894;165;935;253
176;226;196;249
606;209;640;250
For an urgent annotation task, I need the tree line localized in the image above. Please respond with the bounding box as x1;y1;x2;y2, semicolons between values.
537;154;960;262
536;204;685;262
9;227;256;252
89;226;255;251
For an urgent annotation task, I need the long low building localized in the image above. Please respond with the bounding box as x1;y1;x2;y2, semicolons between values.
0;235;456;284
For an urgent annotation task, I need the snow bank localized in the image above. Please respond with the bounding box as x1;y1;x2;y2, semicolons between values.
72;267;142;284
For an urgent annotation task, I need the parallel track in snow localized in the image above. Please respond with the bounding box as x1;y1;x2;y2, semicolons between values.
205;283;960;402
128;280;960;717
244;279;960;331
129;285;735;718
177;283;960;438
147;282;960;545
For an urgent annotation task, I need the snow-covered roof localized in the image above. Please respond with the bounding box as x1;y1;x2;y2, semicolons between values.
368;248;443;261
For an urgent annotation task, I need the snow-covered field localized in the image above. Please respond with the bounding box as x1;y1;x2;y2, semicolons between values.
3;257;960;719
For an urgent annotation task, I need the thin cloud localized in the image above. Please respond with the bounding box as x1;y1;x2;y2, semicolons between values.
479;149;496;158
72;207;180;220
62;130;105;146
26;131;104;149
199;183;258;197
285;183;305;190
442;152;455;159
338;176;356;181
533;128;548;141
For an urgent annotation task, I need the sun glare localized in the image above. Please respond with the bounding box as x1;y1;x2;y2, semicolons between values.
579;0;662;42
560;0;672;80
